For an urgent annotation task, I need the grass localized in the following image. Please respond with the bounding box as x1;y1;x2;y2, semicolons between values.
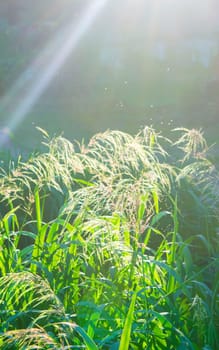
0;126;218;349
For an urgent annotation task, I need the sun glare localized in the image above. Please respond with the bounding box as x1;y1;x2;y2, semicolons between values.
0;0;217;148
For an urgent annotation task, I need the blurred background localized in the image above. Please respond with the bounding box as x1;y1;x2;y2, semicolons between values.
0;0;218;153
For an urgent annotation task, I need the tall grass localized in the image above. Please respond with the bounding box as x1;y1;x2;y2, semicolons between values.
0;126;218;349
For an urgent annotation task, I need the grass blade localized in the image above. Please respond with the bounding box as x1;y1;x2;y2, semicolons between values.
74;324;99;350
119;292;137;350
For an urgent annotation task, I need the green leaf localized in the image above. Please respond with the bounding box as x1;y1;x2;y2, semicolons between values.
74;324;98;350
119;292;137;350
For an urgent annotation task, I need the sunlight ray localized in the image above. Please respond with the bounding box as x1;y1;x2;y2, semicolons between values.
0;0;108;146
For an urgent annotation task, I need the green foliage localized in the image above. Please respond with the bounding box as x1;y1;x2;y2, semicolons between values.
0;127;218;349
119;291;137;350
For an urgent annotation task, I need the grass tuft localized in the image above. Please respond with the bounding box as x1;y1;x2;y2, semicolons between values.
0;126;218;349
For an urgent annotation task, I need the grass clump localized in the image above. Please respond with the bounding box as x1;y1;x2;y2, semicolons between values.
0;126;218;349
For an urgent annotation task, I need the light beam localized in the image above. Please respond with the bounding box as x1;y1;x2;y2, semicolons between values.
0;0;108;146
